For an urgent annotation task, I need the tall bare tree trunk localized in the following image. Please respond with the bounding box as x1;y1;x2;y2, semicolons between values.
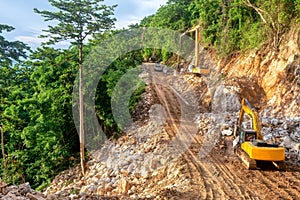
1;126;6;171
79;42;85;176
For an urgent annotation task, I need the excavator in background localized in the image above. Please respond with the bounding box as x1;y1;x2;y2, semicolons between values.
148;46;158;63
233;98;285;170
180;25;210;75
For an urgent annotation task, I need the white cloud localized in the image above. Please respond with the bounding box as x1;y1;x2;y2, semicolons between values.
114;14;141;29
132;0;167;12
106;0;168;29
15;36;48;45
1;0;168;49
15;35;70;49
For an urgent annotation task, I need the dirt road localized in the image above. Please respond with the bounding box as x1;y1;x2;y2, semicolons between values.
145;63;300;200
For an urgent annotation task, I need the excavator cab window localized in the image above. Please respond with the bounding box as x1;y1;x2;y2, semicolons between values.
240;129;257;143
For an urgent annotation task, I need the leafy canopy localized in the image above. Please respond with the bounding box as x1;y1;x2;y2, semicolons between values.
0;24;30;67
34;0;116;45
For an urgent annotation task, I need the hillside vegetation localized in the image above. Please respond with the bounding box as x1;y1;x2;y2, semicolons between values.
0;0;300;190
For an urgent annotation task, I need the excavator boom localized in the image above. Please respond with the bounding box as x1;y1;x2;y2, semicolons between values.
238;98;262;140
180;25;210;75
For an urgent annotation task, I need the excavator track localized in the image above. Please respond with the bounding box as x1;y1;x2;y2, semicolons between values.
272;161;286;171
236;147;257;170
236;147;287;170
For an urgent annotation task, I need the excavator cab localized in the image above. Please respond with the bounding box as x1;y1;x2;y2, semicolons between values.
236;124;280;147
234;117;257;144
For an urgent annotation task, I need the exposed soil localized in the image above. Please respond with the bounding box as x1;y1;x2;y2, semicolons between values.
2;27;299;200
145;64;300;200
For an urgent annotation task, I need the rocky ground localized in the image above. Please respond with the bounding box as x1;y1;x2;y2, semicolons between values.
1;63;299;200
0;181;46;200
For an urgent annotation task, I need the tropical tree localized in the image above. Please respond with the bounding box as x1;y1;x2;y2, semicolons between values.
34;0;116;175
1;46;80;189
242;0;296;49
0;24;30;66
0;24;29;179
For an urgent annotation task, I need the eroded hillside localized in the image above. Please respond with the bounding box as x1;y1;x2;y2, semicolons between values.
1;27;300;200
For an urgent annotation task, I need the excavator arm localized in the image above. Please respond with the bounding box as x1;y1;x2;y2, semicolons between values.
238;98;262;140
187;25;201;67
179;25;210;75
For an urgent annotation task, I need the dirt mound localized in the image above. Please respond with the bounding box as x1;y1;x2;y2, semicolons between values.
41;64;300;200
219;27;300;117
0;180;47;200
6;27;300;199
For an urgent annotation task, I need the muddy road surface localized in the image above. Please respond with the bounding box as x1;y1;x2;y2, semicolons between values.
144;63;300;200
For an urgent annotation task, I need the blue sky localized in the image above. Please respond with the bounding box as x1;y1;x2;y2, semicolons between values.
0;0;167;48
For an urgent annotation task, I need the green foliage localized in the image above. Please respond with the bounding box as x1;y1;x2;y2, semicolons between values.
141;0;193;31
140;0;194;61
194;0;222;45
0;24;30;67
94;46;144;137
23;47;79;188
0;25;31;184
1;0;300;191
34;0;117;180
189;0;299;55
142;48;153;61
161;49;171;62
34;0;116;45
252;0;296;48
296;0;300;17
139;0;299;63
1;46;79;188
239;21;264;51
0;0;168;190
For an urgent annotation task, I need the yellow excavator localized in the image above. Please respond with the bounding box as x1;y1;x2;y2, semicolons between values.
180;25;210;75
233;98;285;170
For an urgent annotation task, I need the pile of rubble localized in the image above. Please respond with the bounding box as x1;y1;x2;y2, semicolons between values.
194;110;300;165
261;116;300;164
43;120;193;199
0;180;46;200
187;72;300;165
41;68;202;199
2;68;299;199
2;111;298;199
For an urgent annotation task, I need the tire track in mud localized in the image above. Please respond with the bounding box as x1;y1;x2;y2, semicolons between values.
150;69;254;199
207;156;253;199
273;171;300;198
185;143;227;200
145;64;300;200
218;154;300;200
254;170;300;199
150;77;231;199
154;84;180;135
183;153;208;199
206;148;262;199
189;137;257;200
149;68;209;199
254;170;292;199
190;126;260;199
187;141;226;199
212;148;300;200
